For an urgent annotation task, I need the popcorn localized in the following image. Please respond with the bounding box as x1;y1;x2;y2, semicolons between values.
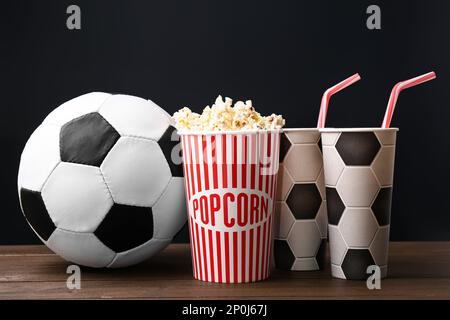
173;95;285;131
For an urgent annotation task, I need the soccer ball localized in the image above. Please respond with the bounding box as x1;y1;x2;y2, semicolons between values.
18;92;186;268
322;130;395;279
273;129;328;271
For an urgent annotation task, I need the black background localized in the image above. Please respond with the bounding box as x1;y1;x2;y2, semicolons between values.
1;0;449;244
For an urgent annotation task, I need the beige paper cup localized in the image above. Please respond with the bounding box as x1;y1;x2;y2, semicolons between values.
274;129;327;271
320;128;397;280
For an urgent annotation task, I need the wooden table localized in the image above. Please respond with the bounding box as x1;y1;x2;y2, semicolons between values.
0;242;449;299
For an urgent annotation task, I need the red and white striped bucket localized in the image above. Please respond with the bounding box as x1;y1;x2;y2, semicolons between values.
180;130;281;283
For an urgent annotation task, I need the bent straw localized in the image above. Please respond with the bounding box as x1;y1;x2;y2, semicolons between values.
317;73;361;128
382;71;436;128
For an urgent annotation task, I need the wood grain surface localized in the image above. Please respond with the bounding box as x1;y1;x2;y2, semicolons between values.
1;242;449;299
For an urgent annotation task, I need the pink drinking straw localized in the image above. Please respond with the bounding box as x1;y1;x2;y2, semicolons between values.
317;73;361;128
382;71;436;128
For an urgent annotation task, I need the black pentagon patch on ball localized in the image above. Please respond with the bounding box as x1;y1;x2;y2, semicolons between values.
60;112;120;167
274;239;295;270
316;239;327;270
94;204;154;252
341;249;375;280
158;126;183;177
335;132;381;166
279;133;291;163
286;183;322;220
326;187;345;225
19;188;55;241
371;187;392;226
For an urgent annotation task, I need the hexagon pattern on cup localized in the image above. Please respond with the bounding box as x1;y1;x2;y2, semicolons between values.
339;208;378;247
341;249;375;280
315;240;327;270
331;264;346;279
371;187;393;226
279;133;291;162
316;168;326;199
326;187;345;225
276;165;294;201
328;225;347;265
375;130;397;146
273;239;296;270
287;220;322;258
315;202;328;238
292;258;319;271
322;146;345;186
284;130;320;144
336;167;380;207
371;146;396;186
369;226;390;266
275;129;327;271
335;132;381;166
274;202;295;239
286;183;322;220
321;132;341;146
284;144;322;182
317;137;322;154
321;129;397;280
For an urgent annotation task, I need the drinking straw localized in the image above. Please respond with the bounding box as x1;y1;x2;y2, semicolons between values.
382;71;436;128
317;73;361;128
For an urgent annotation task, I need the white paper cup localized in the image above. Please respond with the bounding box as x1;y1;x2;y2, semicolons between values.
274;128;327;271
180;130;281;283
320;128;398;280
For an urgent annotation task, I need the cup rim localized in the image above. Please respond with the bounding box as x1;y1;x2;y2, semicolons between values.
319;127;399;133
177;129;283;136
282;128;319;132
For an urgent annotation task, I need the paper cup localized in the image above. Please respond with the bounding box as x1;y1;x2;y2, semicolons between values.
320;128;398;280
180;130;281;283
274;129;327;271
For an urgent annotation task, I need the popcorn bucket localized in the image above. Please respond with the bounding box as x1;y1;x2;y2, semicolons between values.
180;130;281;283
